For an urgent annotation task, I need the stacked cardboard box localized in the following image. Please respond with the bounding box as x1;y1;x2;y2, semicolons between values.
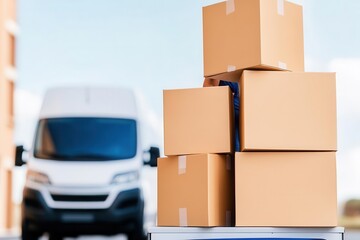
236;70;337;227
158;87;235;226
158;0;338;228
235;152;337;226
203;0;304;81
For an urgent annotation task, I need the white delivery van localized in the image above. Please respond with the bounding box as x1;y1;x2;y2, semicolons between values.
15;87;160;240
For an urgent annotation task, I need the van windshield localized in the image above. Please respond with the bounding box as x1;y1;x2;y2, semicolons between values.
34;117;137;161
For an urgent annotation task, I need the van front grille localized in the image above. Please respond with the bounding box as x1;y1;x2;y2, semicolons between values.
51;194;108;202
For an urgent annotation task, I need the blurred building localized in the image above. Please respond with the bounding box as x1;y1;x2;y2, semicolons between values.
0;0;18;230
344;199;360;217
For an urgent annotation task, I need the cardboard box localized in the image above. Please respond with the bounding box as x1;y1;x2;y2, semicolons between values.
241;71;337;151
164;86;233;156
203;0;304;81
157;154;234;226
235;152;337;227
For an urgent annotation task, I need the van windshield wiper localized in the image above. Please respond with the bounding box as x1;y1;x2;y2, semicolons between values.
36;151;120;161
72;154;114;160
36;153;74;160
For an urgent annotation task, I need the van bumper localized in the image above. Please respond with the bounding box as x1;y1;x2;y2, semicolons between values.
22;187;144;235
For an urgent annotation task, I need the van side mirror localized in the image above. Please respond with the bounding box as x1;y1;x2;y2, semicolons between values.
15;145;27;166
144;146;160;167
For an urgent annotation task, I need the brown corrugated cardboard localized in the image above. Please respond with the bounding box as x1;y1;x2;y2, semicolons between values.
157;154;234;227
235;152;337;227
241;70;337;151
163;86;233;156
203;0;304;81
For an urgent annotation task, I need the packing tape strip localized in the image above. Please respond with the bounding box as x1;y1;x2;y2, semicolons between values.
179;208;188;227
226;155;232;171
226;0;235;15
227;65;236;72
278;61;287;70
178;156;187;175
226;210;232;227
277;0;284;16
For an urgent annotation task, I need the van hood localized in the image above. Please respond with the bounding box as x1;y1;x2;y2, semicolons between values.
28;158;142;186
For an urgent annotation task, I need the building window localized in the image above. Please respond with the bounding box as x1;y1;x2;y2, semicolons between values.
8;34;16;67
8;80;14;127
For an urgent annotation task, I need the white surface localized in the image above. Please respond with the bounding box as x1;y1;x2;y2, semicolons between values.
39;87;137;119
149;227;344;240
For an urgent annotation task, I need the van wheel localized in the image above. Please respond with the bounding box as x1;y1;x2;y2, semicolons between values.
21;219;42;240
127;232;146;240
127;225;146;240
48;233;63;240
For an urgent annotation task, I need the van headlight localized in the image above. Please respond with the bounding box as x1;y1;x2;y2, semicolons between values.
111;171;139;184
27;170;51;185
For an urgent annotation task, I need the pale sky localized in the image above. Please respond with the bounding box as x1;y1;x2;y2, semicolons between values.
14;0;360;209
